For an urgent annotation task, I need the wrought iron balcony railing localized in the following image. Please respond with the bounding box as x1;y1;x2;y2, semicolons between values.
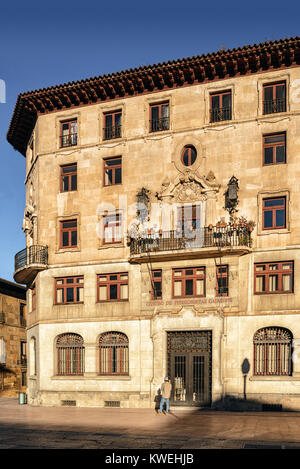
15;245;48;272
210;107;232;123
103;125;122;140
150;117;170;132
129;225;252;256
60;133;78;148
263;98;286;115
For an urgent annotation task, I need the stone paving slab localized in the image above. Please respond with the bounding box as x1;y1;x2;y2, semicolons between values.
2;398;300;449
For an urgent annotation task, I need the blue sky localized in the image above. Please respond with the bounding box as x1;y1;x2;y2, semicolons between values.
0;0;299;283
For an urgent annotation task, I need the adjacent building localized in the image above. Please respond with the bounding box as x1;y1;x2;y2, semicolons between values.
0;278;27;396
7;36;300;409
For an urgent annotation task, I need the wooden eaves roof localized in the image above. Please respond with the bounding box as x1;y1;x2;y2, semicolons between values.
7;36;300;157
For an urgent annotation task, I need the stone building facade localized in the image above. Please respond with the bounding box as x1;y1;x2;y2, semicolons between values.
0;279;27;396
7;36;300;409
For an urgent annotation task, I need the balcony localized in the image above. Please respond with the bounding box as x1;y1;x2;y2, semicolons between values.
103;125;122;140
129;225;252;263
263;98;286;115
150;117;170;132
210;107;232;123
60;133;77;148
14;245;48;285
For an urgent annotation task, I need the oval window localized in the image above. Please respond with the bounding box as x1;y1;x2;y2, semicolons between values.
181;145;197;166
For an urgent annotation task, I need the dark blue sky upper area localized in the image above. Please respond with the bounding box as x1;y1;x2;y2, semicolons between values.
0;0;298;282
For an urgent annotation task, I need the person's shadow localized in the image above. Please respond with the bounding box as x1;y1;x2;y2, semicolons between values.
154;388;162;413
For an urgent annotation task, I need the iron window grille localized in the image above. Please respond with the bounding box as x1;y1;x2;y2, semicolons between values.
99;332;129;375
97;273;128;302
254;261;293;294
60;120;78;147
55;276;84;304
150;102;170;132
210;90;232;122
263;82;286;115
253;327;292;376
103;111;122;140
151;270;162;300
56;333;85;376
60;164;77;192
216;265;229;296
262;197;286;230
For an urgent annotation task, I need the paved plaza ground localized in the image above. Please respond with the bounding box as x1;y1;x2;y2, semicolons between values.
1;398;300;450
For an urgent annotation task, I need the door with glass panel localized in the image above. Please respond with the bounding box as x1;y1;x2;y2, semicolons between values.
167;331;212;407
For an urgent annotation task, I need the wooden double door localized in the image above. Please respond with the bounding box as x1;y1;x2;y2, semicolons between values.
167;331;212;407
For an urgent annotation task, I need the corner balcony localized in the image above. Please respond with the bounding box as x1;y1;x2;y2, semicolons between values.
14;245;48;285
129;225;252;263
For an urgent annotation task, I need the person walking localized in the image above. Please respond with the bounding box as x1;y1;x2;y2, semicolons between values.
158;376;172;414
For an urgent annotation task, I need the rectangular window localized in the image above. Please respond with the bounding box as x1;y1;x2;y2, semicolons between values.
263;133;286;165
172;267;205;298
60;164;77;192
210;91;232;122
102;213;122;244
19;303;26;326
151;270;162;299
60;219;78;248
103;111;122;140
263;197;286;230
216;265;228;296
60;120;78;147
55;276;84;304
254;262;293;294
97;273;129;302
150;102;170;132
104;157;122;186
263;82;286;114
177;205;201;233
31;285;36;312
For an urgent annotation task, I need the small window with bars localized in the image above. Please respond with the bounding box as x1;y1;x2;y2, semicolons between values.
210;90;232;122
263;82;286;115
55;276;84;304
253;327;292;376
151;270;162;300
173;267;205;298
97;273;129;302
56;333;85;376
103;111;122;140
150;102;170;132
60;120;78;147
216;265;228;296
99;331;129;375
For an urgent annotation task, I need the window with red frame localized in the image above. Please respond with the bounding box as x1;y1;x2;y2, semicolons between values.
99;332;129;376
263;82;286;114
254;262;293;294
181;145;197;167
210;90;232;122
60;164;77;192
102;213;122;244
150;102;169;132
263;133;286;165
103;111;122;140
176;204;201;233
104;157;122;186
60;220;77;248
151;270;162;299
97;273;128;301
262;197;286;230
173;267;205;298
216;265;228;296
55;276;84;304
56;333;85;376
60;120;78;147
